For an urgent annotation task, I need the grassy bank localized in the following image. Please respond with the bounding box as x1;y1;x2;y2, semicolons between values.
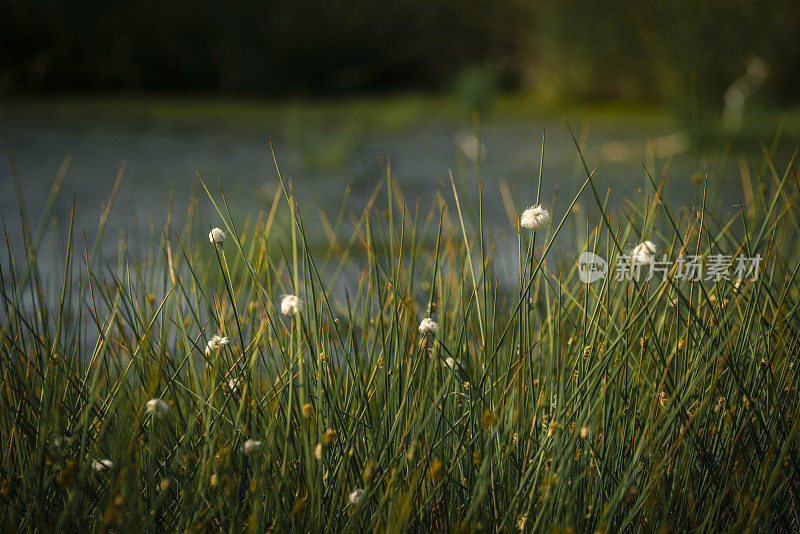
1;135;799;531
0;93;671;130
3;94;800;151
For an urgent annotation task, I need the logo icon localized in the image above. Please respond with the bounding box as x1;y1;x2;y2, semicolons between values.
577;252;608;283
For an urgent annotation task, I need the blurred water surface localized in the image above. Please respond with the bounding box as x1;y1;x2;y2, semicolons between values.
0;100;763;280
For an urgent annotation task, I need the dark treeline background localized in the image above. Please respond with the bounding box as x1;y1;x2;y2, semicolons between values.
1;0;799;105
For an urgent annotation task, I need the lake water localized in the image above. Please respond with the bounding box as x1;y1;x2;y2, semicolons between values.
0;103;758;280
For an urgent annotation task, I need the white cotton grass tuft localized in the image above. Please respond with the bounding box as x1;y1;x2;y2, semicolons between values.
208;227;226;245
348;488;365;505
418;318;439;335
242;439;262;455
454;130;486;163
227;378;242;394
520;205;551;231
53;435;72;447
205;335;230;355
444;357;465;375
631;240;657;264
145;398;169;418
280;294;301;316
92;458;113;471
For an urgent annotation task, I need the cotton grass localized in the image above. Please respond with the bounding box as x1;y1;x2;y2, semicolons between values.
280;294;301;316
418;317;439;335
243;439;262;455
205;335;229;355
348;488;364;505
92;459;113;472
520;205;551;231
208;227;226;245
227;378;241;394
2;139;797;532
444;357;465;375
145;398;169;418
53;435;72;447
631;240;657;264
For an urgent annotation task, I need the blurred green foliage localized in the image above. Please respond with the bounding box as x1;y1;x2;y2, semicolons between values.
531;0;800;106
1;0;798;106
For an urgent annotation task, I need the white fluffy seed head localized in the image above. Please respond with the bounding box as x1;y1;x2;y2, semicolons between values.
444;357;464;374
205;335;230;355
227;378;241;394
243;439;262;455
631;240;657;264
348;488;364;505
209;227;226;245
280;294;301;316
520;205;551;231
92;459;113;471
54;435;72;447
455;130;486;163
418;317;439;335
145;398;169;418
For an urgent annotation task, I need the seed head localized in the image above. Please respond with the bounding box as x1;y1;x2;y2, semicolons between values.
418;317;439;335
280;294;301;316
323;428;337;445
548;422;559;437
631;240;657;264
243;439;262;455
362;461;376;482
428;458;444;480
520;205;551;231
444;357;465;375
92;459;113;472
54;435;72;447
209;227;226;245
205;335;230;355
348;488;364;505
145;398;169;418
227;378;241;394
481;409;497;428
